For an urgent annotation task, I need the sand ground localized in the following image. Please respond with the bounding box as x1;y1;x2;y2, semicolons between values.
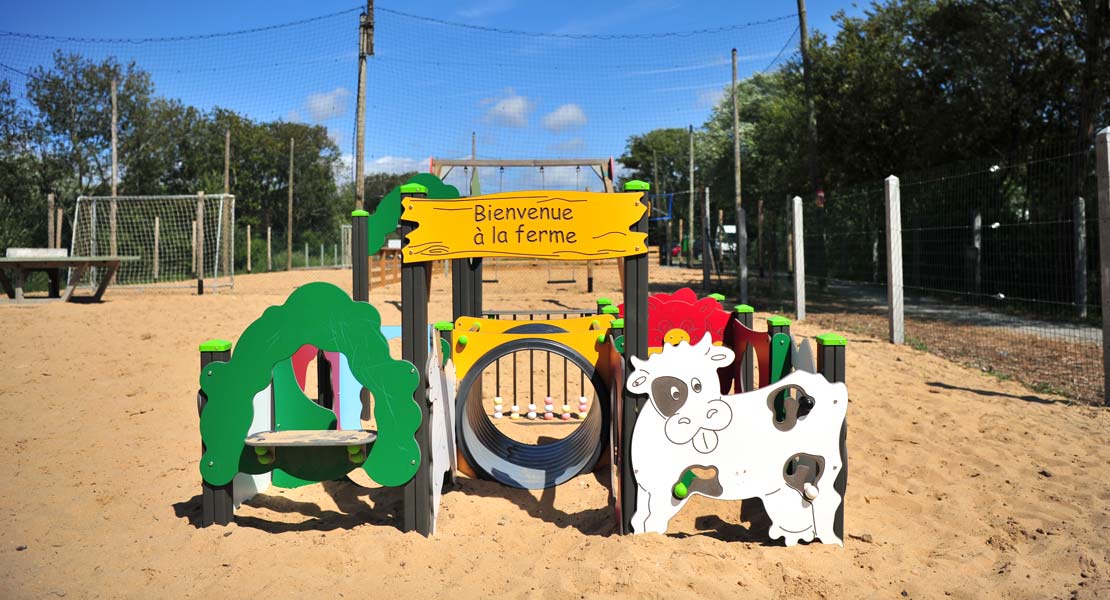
1;263;1107;599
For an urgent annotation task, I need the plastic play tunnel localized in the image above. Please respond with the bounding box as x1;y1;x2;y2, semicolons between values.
454;338;608;489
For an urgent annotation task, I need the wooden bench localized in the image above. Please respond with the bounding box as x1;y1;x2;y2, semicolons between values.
0;248;139;302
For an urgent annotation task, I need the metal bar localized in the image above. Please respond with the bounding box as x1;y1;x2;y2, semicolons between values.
431;158;610;169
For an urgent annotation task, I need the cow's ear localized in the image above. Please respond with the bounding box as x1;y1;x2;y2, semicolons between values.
628;369;651;392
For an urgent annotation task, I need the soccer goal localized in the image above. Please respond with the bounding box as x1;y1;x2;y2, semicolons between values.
70;194;235;291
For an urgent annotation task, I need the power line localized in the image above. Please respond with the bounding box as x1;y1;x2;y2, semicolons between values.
0;5;362;44
376;7;797;40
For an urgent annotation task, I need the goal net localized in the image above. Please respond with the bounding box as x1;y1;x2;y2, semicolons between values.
71;194;235;290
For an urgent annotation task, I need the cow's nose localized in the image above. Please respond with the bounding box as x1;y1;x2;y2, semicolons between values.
706;408;718;420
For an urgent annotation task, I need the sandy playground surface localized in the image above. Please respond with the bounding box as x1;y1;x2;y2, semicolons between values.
1;262;1108;599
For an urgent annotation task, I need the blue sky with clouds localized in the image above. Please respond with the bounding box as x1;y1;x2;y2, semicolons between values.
3;1;862;189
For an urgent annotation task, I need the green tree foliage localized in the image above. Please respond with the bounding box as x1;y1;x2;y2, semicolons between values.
2;52;345;257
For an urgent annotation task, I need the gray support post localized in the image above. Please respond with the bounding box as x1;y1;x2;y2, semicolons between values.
351;210;369;301
620;180;650;535
400;183;433;536
734;304;755;392
1074;196;1087;318
884;176;904;344
815;333;847;540
792;195;805;320
266;226;272;272
1096;127;1110;406
199;339;233;526
196;192;205;295
246;224;251;273
738;206;748;304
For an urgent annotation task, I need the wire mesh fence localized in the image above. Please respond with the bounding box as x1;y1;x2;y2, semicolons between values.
779;143;1104;403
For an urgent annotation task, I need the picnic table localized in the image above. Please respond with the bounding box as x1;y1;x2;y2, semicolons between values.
0;250;139;302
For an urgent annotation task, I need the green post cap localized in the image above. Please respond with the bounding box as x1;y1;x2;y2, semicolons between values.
733;304;754;314
596;297;613;306
623;180;651;191
199;339;232;352
767;315;792;327
816;333;848;347
351;209;370;217
673;482;688;499
597;334;607;344
457;335;469;346
601;305;620;315
611;318;625;329
433;321;454;331
707;293;726;301
399;183;428;194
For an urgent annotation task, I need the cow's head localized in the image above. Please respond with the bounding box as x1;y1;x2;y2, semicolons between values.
627;333;735;454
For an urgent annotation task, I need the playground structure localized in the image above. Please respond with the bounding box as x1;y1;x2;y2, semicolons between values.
195;172;849;544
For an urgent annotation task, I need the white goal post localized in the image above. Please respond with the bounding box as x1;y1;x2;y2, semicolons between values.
70;193;235;291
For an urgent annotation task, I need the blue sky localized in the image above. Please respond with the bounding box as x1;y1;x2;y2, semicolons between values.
3;1;864;190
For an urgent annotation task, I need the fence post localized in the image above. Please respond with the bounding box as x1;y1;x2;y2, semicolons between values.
702;186;712;291
196;192;205;295
885;175;903;344
971;210;982;294
246;224;252;273
47;193;55;248
56;207;63;249
1095;126;1110;406
1074;196;1087;318
153;216;160;281
266;226;272;272
793;195;805;320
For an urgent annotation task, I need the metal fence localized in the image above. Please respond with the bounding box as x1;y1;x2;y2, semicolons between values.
749;138;1107;404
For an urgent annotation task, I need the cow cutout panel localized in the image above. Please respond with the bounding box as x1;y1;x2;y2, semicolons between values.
626;333;847;546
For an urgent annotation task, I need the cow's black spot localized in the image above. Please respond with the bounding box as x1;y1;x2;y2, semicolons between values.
651;376;688;417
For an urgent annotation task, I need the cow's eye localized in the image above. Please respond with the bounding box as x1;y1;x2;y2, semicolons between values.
692;378;702;393
669;386;680;400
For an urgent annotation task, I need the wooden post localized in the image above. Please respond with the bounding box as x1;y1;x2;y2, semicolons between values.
246;224;252;273
732;47;748;303
196;192;205;295
971;210;982;294
320;243;324;267
287;137;294;271
885;176;903;344
191;220;197;273
153;216;160;280
1094;127;1110;406
793;195;806;320
687;125;695;268
702;186;712;291
47;193;55;248
266;226;272;271
758;197;765;278
56;208;63;249
1074;196;1087;318
678;218;685;267
304;242;308;269
110;79;118;282
222;129;231;281
354;4;372;211
786;195;794;273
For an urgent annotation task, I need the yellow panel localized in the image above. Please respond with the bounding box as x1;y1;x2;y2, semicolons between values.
401;190;648;263
451;314;616;381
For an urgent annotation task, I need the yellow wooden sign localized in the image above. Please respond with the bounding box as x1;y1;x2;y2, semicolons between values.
401;190;647;262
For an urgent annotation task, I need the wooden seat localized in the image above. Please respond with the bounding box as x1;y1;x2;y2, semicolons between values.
243;429;376;447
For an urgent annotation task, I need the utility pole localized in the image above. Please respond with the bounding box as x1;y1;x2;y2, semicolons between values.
797;0;823;288
354;1;374;211
287;137;294;270
688;125;695;268
732;47;748;303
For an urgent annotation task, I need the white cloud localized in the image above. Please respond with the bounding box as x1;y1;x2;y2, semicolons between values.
456;0;515;19
697;87;726;108
482;90;533;127
542;103;587;133
548;137;586;154
283;109;303;123
366;155;428;174
306;87;351;122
